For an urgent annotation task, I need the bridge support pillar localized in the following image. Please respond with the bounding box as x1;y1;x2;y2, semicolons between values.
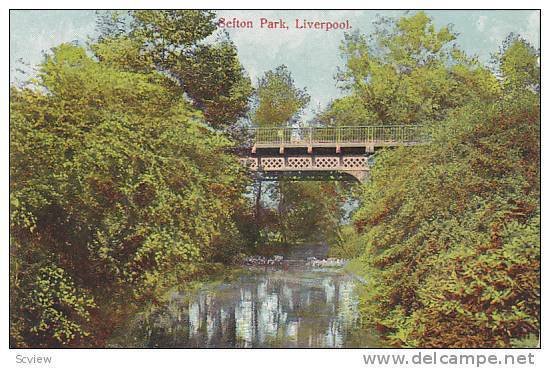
344;170;369;183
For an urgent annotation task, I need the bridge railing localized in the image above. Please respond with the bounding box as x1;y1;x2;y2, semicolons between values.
250;125;425;146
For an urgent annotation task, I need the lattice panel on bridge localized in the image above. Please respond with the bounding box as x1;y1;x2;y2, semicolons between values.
342;156;368;170
248;158;258;170
287;157;312;169
239;158;258;170
261;157;285;170
314;156;340;169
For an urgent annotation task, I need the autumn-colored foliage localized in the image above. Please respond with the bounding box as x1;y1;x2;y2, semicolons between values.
333;14;540;347
10;13;254;347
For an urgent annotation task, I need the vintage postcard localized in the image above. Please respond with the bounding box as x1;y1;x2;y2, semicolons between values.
7;5;542;366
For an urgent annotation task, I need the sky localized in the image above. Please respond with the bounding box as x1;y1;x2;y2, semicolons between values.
10;10;540;120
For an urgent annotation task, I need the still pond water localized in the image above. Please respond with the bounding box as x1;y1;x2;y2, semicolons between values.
109;263;382;348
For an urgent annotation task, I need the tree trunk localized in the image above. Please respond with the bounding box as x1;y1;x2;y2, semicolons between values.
255;180;262;235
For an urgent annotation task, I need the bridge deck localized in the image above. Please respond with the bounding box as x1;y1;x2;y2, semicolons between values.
250;125;424;151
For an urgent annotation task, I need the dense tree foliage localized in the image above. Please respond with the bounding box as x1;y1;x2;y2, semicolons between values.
333;14;540;347
252;65;311;127
271;181;347;246
321;12;499;126
10;40;251;347
96;10;253;130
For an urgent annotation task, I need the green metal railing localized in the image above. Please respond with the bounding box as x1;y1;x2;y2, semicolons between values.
250;125;425;146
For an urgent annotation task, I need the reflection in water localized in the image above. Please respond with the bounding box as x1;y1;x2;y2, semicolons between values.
110;266;381;348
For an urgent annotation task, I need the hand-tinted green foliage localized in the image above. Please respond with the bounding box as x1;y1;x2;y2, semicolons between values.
328;224;364;259
496;34;540;95
321;12;500;126
271;182;346;246
10;42;251;347
28;265;96;346
252;65;311;127
347;35;540;347
96;10;253;130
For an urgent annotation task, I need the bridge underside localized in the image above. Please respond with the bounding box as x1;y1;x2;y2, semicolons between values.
252;170;369;182
241;152;371;182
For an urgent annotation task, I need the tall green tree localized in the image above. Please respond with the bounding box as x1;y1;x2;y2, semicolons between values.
495;33;540;95
95;10;253;130
321;12;500;126
252;65;310;127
